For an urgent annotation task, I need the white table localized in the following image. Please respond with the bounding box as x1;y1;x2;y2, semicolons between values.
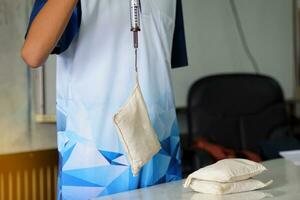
94;159;300;200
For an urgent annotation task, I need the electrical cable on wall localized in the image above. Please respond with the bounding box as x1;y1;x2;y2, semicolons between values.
229;0;261;74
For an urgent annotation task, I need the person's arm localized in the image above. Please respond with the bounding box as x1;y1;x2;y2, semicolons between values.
21;0;78;68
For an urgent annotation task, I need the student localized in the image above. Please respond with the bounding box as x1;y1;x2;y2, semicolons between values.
22;0;188;199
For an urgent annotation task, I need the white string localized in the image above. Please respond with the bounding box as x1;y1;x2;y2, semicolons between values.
135;48;138;73
134;48;139;83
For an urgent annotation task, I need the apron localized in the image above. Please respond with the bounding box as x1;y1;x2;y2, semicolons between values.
56;0;181;199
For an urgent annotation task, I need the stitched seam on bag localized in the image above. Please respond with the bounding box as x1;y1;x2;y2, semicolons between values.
114;118;160;165
113;116;136;166
112;85;139;166
231;170;264;182
112;84;143;165
113;116;161;171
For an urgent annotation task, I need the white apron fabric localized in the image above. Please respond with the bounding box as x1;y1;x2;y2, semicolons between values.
56;0;182;199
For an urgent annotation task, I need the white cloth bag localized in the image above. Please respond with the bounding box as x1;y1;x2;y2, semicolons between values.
184;159;273;195
191;191;273;200
189;178;273;195
184;159;267;186
113;75;161;176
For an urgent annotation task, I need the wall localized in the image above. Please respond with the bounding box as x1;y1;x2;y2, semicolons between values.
172;0;295;107
0;0;57;154
0;0;30;154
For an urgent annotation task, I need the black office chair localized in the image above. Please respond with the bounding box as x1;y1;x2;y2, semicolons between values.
185;73;291;171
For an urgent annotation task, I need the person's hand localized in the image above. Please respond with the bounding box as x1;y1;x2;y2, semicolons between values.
240;150;262;162
193;138;235;160
192;138;263;162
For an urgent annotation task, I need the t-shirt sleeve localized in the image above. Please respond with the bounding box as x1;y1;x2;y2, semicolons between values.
25;0;82;55
171;0;188;68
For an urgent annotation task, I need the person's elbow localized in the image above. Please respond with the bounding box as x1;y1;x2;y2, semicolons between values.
21;45;46;68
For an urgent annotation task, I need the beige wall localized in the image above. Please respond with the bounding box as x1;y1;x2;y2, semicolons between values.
172;0;295;106
0;0;57;154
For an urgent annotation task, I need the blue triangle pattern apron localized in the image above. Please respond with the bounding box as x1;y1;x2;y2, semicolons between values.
56;0;182;199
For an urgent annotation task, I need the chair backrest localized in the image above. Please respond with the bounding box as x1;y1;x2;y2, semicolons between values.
187;73;288;152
